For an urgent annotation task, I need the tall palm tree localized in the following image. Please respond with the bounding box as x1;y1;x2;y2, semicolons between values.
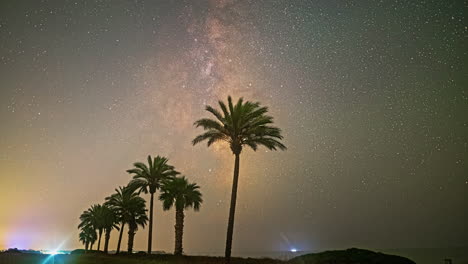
79;225;97;252
105;185;147;253
126;196;148;253
159;176;202;255
102;204;119;254
127;155;179;254
78;204;105;251
192;96;286;263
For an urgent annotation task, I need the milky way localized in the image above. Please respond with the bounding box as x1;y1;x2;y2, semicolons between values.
0;0;467;254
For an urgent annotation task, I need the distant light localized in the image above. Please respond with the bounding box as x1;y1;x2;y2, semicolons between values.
290;248;297;253
41;249;64;264
44;250;62;255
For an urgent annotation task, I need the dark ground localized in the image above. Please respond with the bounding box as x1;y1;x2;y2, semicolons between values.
0;248;420;264
0;253;283;264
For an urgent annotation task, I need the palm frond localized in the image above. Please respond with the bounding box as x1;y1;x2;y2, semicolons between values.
218;100;231;124
247;137;287;151
194;118;225;131
205;105;225;124
192;130;228;146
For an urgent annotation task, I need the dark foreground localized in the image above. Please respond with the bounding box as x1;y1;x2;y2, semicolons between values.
0;253;283;264
0;248;416;264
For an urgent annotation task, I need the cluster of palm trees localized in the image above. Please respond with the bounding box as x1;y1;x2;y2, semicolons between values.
78;155;202;255
77;96;285;263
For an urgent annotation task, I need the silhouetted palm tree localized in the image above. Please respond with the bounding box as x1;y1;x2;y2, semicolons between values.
79;232;88;251
159;176;202;255
79;204;105;251
127;155;179;254
101;204;119;254
105;185;147;253
90;238;95;251
79;225;97;252
192;96;286;263
126;196;148;253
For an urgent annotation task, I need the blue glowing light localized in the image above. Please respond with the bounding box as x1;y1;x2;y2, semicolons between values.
290;248;297;253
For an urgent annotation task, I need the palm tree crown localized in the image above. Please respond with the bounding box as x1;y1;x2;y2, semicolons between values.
160;176;202;212
192;96;286;154
78;204;100;230
105;186;143;222
128;155;180;194
126;197;148;231
101;205;119;230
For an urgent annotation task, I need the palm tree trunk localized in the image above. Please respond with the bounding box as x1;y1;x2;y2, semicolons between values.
225;153;240;263
104;229;111;253
97;229;103;251
90;242;94;251
85;241;89;252
128;228;136;253
148;192;154;254
116;222;125;254
174;208;185;255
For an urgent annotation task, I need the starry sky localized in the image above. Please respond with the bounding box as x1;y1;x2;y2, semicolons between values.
0;0;467;254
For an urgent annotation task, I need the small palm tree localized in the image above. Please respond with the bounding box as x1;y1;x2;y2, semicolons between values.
127;155;179;254
78;231;88;251
78;204;105;251
193;96;286;263
105;185;146;253
89;235;96;250
101;205;119;254
159;176;202;255
127;196;148;253
79;225;97;252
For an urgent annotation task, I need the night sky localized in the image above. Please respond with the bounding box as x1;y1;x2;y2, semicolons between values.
0;0;467;254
